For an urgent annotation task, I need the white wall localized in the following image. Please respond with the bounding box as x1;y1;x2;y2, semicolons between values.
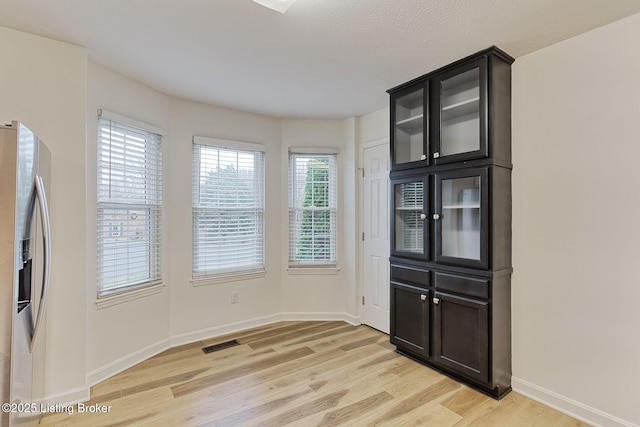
342;117;359;321
0;27;87;401
358;107;389;144
168;99;282;340
512;13;640;426
280;119;350;318
86;62;172;382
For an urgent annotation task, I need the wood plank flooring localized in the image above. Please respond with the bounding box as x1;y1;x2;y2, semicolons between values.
40;321;591;426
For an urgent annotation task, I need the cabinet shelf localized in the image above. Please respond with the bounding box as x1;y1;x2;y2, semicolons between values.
443;204;480;209
441;97;480;121
396;114;424;134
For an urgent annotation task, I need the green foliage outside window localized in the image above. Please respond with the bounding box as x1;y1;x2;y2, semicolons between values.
296;158;331;261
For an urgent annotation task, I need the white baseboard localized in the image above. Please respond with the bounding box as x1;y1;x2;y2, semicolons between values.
280;311;360;326
512;377;638;427
171;312;361;348
43;385;90;407
77;311;360;404
169;313;283;348
86;338;171;389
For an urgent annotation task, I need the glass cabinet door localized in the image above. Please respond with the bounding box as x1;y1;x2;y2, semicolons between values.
391;177;428;259
391;84;428;169
434;58;487;163
434;169;488;269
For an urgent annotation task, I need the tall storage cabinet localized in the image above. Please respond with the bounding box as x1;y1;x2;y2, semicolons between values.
388;46;514;399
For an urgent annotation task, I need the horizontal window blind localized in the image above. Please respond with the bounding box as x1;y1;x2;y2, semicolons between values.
288;153;337;267
97;116;162;297
397;181;424;253
192;143;265;277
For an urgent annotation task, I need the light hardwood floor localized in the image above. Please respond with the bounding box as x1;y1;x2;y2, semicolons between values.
40;321;590;426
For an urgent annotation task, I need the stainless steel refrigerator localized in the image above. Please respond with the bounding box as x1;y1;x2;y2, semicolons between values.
0;122;51;427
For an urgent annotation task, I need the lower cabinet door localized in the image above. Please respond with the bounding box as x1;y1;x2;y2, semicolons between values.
433;292;489;384
390;282;429;358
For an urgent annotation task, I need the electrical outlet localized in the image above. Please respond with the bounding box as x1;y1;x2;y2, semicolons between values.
231;291;239;304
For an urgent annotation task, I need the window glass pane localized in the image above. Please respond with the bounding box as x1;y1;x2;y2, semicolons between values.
394;88;424;164
192;143;265;277
394;181;423;253
288;153;337;266
441;176;481;260
441;67;480;157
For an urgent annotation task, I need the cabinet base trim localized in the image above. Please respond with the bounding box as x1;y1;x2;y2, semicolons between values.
395;348;511;400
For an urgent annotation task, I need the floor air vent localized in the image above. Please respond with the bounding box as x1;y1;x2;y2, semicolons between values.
202;339;240;354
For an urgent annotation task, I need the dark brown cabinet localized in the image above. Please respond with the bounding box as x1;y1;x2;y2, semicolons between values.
390;282;430;358
433;291;489;384
388;46;513;399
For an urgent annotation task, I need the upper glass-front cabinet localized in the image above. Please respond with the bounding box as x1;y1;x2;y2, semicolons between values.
391;83;428;169
389;55;496;170
434;58;487;164
391;176;428;259
434;168;488;269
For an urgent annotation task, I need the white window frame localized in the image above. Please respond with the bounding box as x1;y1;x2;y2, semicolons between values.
288;147;339;270
96;110;164;301
191;136;266;285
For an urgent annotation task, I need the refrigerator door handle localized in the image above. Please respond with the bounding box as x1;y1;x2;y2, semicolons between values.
29;174;51;353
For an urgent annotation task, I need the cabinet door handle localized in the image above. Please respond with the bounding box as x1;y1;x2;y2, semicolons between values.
420;213;427;220
420;154;427;160
432;213;441;220
420;294;427;301
433;152;440;159
433;297;440;305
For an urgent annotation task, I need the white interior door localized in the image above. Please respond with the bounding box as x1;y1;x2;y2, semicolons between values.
361;140;390;333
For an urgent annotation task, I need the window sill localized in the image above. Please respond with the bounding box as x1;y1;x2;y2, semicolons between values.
191;269;267;287
287;267;340;275
95;283;165;310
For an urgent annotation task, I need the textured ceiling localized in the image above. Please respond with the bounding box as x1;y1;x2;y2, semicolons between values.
1;0;639;119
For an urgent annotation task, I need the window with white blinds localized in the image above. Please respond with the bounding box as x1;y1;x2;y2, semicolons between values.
288;151;338;267
97;115;163;297
192;140;265;279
